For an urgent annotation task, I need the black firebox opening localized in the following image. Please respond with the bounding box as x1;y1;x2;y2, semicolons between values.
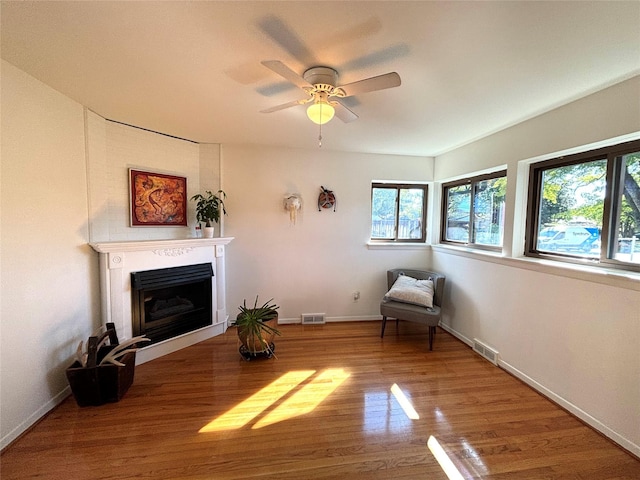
131;263;213;344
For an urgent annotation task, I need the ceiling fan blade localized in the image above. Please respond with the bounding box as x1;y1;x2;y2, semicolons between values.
338;72;401;97
333;100;359;123
257;16;318;66
339;44;410;72
260;98;309;114
261;60;311;89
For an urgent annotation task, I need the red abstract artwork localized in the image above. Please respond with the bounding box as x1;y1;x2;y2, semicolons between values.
130;170;187;226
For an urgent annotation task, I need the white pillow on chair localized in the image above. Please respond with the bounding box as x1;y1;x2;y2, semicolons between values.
383;274;434;308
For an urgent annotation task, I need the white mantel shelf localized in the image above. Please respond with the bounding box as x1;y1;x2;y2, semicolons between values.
90;237;234;253
90;237;234;364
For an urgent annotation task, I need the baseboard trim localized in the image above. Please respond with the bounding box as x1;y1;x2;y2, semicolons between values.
499;360;640;458
439;321;640;459
1;386;71;451
2;323;229;451
278;315;382;325
438;322;473;347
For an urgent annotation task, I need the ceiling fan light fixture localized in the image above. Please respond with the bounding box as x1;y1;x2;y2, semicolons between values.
306;100;335;125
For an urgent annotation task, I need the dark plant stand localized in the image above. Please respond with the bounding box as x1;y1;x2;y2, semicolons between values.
239;343;275;361
66;323;137;407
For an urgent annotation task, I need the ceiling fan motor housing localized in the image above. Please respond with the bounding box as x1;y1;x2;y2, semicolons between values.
304;66;339;88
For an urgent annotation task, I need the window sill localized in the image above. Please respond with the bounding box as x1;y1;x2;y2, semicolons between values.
367;242;431;251
431;244;640;291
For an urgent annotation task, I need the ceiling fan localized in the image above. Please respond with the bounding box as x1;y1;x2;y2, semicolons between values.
260;60;401;125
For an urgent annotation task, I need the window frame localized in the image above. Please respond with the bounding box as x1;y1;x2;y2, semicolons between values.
525;139;640;273
440;170;507;251
370;183;428;243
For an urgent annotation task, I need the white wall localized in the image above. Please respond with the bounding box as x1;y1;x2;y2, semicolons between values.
0;61;97;448
222;144;433;322
86;114;210;242
433;75;640;455
436;76;640;181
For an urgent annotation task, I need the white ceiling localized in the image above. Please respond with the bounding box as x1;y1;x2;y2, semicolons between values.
2;1;639;157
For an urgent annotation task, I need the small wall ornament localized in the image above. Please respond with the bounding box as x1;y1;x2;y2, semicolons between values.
284;194;302;225
318;186;336;212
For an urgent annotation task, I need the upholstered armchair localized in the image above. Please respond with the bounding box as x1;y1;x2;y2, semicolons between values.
380;268;446;350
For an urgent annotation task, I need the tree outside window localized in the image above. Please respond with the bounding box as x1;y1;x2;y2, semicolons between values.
442;171;506;249
527;140;640;269
536;159;606;258
612;151;640;262
371;183;427;242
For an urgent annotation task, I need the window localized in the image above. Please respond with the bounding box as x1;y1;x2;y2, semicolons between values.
441;171;507;249
371;183;427;242
526;139;640;271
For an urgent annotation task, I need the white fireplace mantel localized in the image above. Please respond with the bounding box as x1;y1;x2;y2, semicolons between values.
90;237;234;254
90;237;234;364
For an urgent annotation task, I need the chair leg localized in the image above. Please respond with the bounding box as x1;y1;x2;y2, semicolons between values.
380;316;387;338
428;326;435;351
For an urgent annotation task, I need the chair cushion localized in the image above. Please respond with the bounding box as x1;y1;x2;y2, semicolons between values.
380;300;441;325
383;274;434;308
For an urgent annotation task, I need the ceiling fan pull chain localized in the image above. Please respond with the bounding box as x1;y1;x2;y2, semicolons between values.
318;103;323;147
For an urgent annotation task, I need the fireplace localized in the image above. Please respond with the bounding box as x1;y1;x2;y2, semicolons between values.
131;263;214;344
90;237;233;364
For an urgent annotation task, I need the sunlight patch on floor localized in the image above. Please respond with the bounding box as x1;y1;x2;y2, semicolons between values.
363;383;420;434
430;408;488;477
390;383;420;419
199;369;350;432
428;435;465;480
199;370;315;432
253;368;351;429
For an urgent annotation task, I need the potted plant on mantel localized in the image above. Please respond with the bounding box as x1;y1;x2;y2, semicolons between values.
235;297;281;360
191;190;227;238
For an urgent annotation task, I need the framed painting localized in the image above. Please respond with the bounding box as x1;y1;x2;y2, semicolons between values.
129;169;187;226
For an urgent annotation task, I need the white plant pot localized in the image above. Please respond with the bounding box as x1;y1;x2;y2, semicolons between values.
203;226;215;238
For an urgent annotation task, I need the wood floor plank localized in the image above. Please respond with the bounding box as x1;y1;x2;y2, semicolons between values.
1;322;638;479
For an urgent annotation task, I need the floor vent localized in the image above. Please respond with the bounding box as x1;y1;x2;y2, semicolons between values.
473;338;499;365
301;313;326;325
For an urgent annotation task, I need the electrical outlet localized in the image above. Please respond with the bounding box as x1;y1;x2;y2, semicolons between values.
353;291;360;301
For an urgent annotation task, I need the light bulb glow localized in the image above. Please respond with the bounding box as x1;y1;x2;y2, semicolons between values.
307;101;335;125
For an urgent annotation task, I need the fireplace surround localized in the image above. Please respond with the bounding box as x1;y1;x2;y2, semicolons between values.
90;238;233;364
131;263;214;344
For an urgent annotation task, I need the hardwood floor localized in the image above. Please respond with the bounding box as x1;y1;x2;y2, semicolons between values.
2;322;639;479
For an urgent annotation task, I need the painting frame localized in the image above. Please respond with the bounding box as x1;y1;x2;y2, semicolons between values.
129;169;188;227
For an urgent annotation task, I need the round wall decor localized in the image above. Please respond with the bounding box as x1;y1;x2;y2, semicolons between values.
318;186;336;212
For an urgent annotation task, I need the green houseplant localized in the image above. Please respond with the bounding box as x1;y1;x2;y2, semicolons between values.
191;190;227;237
235;297;281;359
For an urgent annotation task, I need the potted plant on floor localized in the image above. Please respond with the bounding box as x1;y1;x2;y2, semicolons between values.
235;296;280;360
191;190;227;238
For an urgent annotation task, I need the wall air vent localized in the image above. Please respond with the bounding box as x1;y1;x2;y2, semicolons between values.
301;313;326;325
472;338;499;366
